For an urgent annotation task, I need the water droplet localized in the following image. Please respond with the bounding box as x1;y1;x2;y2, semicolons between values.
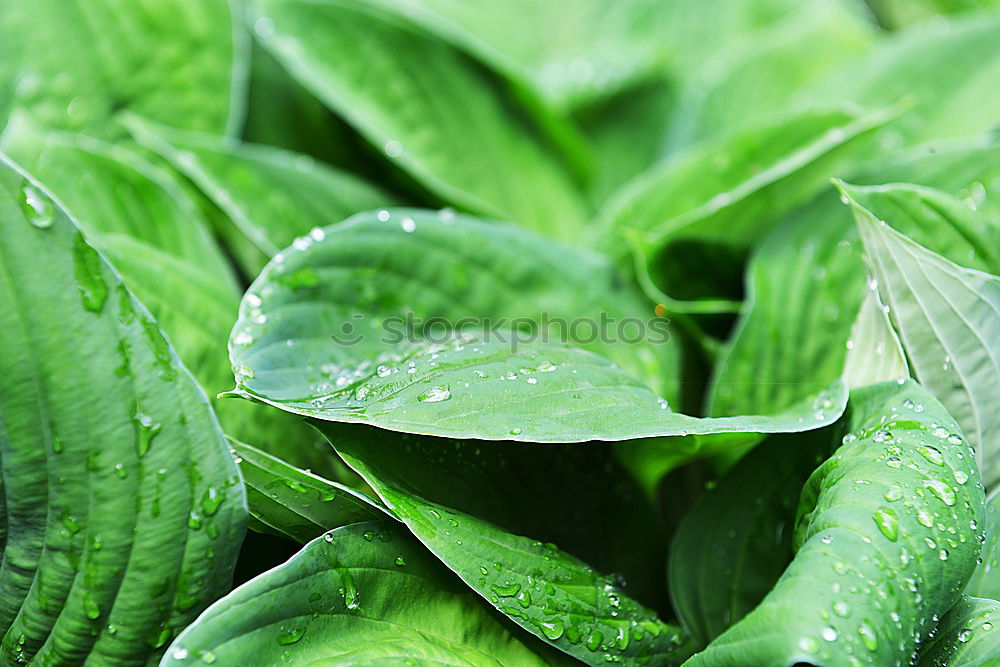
953;470;969;484
200;487;224;517
509;427;522;435
857;621;878;651
958;628;973;643
884;486;903;502
417;385;451;403
798;637;819;653
873;507;899;541
539;619;564;640
309;227;325;242
133;410;162;457
925;480;956;506
73;233;108;312
400;217;416;233
21;185;54;228
384;140;403;157
833;601;851;618
171;647;189;660
277;627;304;645
939;549;949;560
394;556;406;566
376;365;391;378
917;510;934;527
917;445;945;465
821;626;838;641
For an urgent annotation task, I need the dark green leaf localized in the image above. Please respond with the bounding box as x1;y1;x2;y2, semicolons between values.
0;157;246;663
164;521;561;665
669;431;833;647
685;381;986;666
232;440;389;543
320;424;695;665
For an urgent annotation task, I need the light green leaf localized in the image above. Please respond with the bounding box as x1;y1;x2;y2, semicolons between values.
810;10;1000;143
163;521;561;666
669;431;833;647
249;0;587;240
869;0;1000;30
685;381;986;666
965;489;1000;602
232;440;389;543
707;143;1000;419
843;288;909;389
0;157;246;663
916;596;1000;667
0;0;244;137
124;114;400;275
848;188;1000;489
320;425;695;665
229;209;848;442
669;0;876;145
594;105;895;300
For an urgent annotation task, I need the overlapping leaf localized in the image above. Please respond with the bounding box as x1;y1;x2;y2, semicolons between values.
319;424;694;665
0;157;246;663
163;522;562;665
232;440;388;543
916;596;1000;667
249;0;588;240
849;189;1000;488
0;0;243;136
229;209;849;442
685;381;986;665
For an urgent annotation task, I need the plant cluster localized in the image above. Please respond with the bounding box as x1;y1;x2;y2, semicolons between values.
1;0;999;665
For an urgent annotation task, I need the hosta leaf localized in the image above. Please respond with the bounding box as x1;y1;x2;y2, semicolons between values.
0;113;235;284
594;105;895;299
843;288;909;389
669;0;875;145
0;157;246;663
965;490;1000;603
848;189;1000;488
669;431;833;647
318;425;695;665
916;596;1000;667
685;381;986;666
248;0;587;240
229;209;848;442
123;114;400;275
708;143;1000;418
0;116;337;475
810;10;1000;143
163;521;560;666
0;0;244;136
233;440;388;543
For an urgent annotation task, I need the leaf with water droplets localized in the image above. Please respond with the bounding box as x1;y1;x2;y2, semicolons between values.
0;157;246;664
232;439;389;543
229;209;847;442
163;522;562;665
320;423;694;665
966;489;1000;602
684;381;986;666
916;596;1000;667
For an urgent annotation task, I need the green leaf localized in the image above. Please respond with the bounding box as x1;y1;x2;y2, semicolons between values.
669;431;833;647
594;105;895;300
668;0;876;145
229;209;849;442
0;0;244;136
163;521;560;666
232;440;389;543
248;0;587;240
847;188;1000;489
319;424;695;665
708;143;1000;419
843;288;909;389
123;114;400;275
685;381;986;666
810;10;1000;143
916;596;1000;667
966;489;1000;602
0;157;246;663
